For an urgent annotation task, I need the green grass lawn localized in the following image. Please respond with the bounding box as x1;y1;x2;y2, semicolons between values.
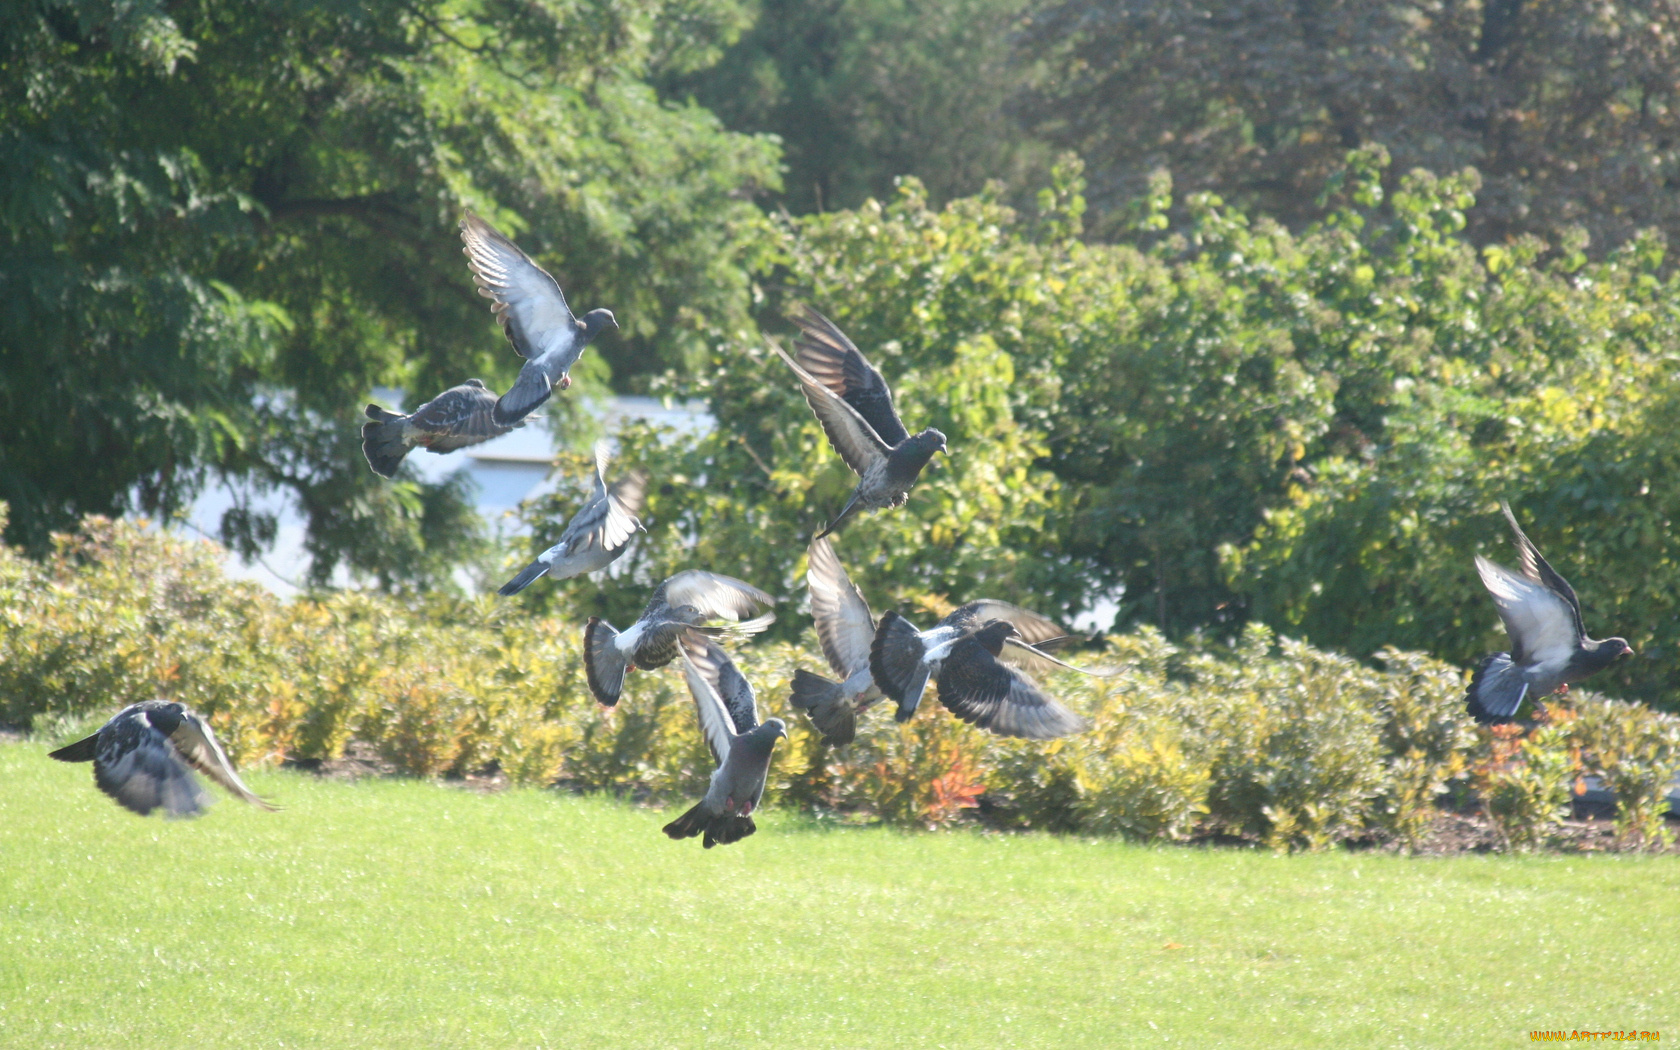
0;740;1673;1049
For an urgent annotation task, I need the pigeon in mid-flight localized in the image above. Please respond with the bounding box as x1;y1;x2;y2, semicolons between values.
499;443;647;595
361;379;515;479
583;570;776;707
1466;501;1633;725
869;603;1108;739
459;212;617;427
48;700;278;818
787;536;884;746
773;307;946;537
662;636;787;848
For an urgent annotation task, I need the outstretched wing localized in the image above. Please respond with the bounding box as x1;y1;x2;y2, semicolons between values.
92;711;211;817
772;343;889;477
1475;555;1581;668
681;635;760;736
1499;501;1586;637
934;639;1091;739
789;306;909;447
651;570;774;621
868;611;928;705
944;599;1074;675
679;639;741;766
558;443;645;556
167;710;278;811
807;537;875;679
459;212;577;361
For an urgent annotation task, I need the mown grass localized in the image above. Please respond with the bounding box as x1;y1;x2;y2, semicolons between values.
0;739;1673;1049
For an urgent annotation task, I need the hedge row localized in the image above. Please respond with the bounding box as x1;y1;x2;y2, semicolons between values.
5;513;1676;850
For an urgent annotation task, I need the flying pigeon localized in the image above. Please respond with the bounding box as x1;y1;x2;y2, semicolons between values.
662;635;787;848
499;442;647;595
361;379;514;479
583;570;776;707
459;211;617;427
787;536;882;745
48;700;278;818
1466;501;1633;725
773;307;947;537
869;602;1107;739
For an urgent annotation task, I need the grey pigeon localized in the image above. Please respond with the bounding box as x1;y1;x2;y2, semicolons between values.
774;307;947;537
500;442;647;595
583;570;776;707
662;635;787;848
869;603;1108;739
361;379;514;478
787;536;884;745
460;212;617;427
48;700;278;818
1467;501;1633;725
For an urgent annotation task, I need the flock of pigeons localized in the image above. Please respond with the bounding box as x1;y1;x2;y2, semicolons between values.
51;214;1637;845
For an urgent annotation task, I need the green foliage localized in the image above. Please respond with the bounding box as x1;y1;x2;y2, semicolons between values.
666;0;1048;214
1474;720;1579;852
1019;0;1680;250
1;0;778;585
1571;696;1680;848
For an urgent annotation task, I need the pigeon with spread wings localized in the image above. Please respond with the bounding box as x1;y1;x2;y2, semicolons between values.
49;700;277;818
1466;501;1633;724
362;379;515;479
774;307;946;537
583;570;776;707
869;602;1108;739
500;443;646;595
662;636;787;848
459;212;617;427
787;536;883;745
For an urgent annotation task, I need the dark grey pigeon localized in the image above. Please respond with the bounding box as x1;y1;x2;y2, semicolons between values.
362;379;515;479
662;635;787;848
500;442;646;595
869;602;1110;739
787;536;882;745
49;700;278;818
460;212;617;427
583;570;776;707
774;307;947;537
1466;501;1633;725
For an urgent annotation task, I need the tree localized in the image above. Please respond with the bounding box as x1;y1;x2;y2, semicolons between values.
1019;0;1680;248
665;0;1048;215
0;0;778;586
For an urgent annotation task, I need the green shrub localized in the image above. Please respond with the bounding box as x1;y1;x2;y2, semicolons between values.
1570;697;1680;848
1474;720;1579;852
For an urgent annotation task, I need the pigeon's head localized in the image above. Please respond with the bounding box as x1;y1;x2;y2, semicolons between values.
764;717;789;740
971;619;1018;655
1605;637;1635;660
581;308;618;338
900;428;949;467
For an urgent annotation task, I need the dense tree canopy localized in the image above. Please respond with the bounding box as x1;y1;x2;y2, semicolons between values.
1019;0;1680;246
0;0;777;584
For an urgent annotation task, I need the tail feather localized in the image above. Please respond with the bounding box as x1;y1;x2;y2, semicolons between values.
1467;652;1530;725
583;618;628;706
663;802;710;841
815;489;867;540
498;560;549;597
704;814;757;848
361;406;412;478
788;669;857;746
48;733;98;763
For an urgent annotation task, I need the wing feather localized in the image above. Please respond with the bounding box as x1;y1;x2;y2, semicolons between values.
1475;556;1580;669
789;307;910;447
772;343;889;476
652;570;774;622
168;712;278;811
1499;501;1586;636
934;640;1091;739
807;537;875;679
459;212;577;361
680;635;760;736
679;641;740;766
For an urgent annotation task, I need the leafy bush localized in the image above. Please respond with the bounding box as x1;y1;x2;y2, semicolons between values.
8;511;1679;852
1570;697;1680;848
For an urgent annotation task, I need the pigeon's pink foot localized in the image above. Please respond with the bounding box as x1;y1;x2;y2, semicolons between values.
740;800;754;816
1559;683;1570;696
559;375;572;391
725;795;736;812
